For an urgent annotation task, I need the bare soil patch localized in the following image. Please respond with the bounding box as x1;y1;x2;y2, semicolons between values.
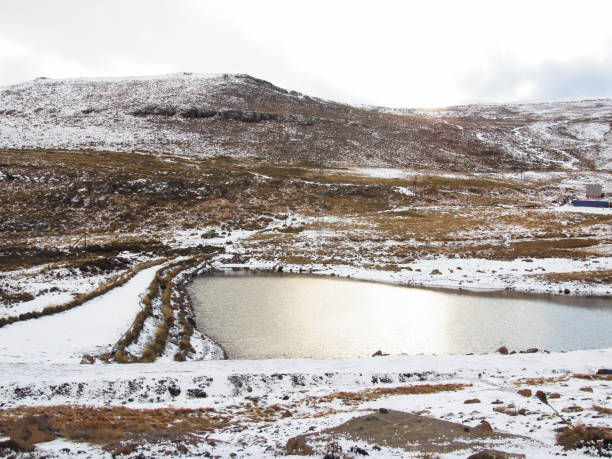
287;409;530;455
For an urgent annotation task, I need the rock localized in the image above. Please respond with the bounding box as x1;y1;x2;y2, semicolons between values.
168;385;181;397
112;444;135;456
285;436;314;455
186;388;207;398
372;350;385;357
597;368;612;375
473;421;493;432
491;399;503;405
0;438;29;452
379;408;389;414
9;416;56;452
549;392;561;399
349;445;369;455
80;354;95;364
468;449;525;458
497;346;509;355
579;386;593;393
525;348;538;353
180;108;217;119
464;399;481;404
517;389;532;397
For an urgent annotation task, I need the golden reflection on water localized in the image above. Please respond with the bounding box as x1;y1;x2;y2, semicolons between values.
187;274;612;359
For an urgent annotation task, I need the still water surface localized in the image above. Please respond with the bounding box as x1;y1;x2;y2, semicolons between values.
188;273;612;359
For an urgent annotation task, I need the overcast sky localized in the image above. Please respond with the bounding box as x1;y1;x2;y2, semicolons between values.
1;0;612;108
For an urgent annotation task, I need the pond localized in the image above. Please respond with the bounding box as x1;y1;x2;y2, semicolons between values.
187;272;612;359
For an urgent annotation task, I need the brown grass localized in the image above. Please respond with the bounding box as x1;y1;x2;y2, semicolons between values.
592;405;612;415
514;375;571;386
0;405;230;445
312;383;469;406
574;373;612;381
0;259;164;329
556;424;612;454
535;269;612;285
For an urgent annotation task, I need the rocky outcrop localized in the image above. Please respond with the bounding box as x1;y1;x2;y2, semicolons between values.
131;105;279;123
180;107;217;119
218;109;280;122
131;105;177;117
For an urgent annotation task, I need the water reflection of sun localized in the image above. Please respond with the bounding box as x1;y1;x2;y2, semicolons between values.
189;275;612;359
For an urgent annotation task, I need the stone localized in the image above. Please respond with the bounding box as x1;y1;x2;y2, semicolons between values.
517;389;532;397
473;421;493;432
497;346;509;355
579;386;593;393
9;416;57;452
0;438;30;452
80;354;95;364
464;399;481;404
285;436;314;455
186;388;207;398
112;444;135;456
349;445;369;455
525;348;538;353
168;385;181;397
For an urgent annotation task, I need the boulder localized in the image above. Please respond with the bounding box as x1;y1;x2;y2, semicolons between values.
80;354;95;364
497;346;509;355
517;389;532;397
473;421;493;432
285;436;314;455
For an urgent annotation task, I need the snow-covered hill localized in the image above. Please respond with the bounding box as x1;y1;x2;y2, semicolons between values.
1;73;611;171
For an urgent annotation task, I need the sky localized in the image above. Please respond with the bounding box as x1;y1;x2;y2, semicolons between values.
1;0;612;108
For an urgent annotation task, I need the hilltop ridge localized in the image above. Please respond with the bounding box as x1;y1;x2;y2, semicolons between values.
1;72;611;171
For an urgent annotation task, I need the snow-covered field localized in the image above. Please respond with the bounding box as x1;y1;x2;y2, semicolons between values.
1;74;611;456
0;226;610;456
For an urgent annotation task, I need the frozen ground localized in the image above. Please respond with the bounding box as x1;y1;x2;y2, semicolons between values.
0;348;610;457
0;226;610;456
0;264;162;363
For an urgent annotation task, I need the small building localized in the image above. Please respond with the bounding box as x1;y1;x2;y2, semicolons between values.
586;184;603;199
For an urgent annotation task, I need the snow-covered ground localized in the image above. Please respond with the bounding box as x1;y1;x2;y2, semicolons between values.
0;349;610;457
0;226;610;456
0;264;162;363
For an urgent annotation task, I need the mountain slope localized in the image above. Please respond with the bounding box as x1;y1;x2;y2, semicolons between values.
1;73;611;171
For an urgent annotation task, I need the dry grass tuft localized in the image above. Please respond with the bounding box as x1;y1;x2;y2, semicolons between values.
0;405;230;445
313;383;469;406
556;424;612;455
574;373;612;381
0;259;164;329
513;375;570;386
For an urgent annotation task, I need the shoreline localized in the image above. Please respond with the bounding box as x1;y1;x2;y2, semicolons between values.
211;258;612;299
